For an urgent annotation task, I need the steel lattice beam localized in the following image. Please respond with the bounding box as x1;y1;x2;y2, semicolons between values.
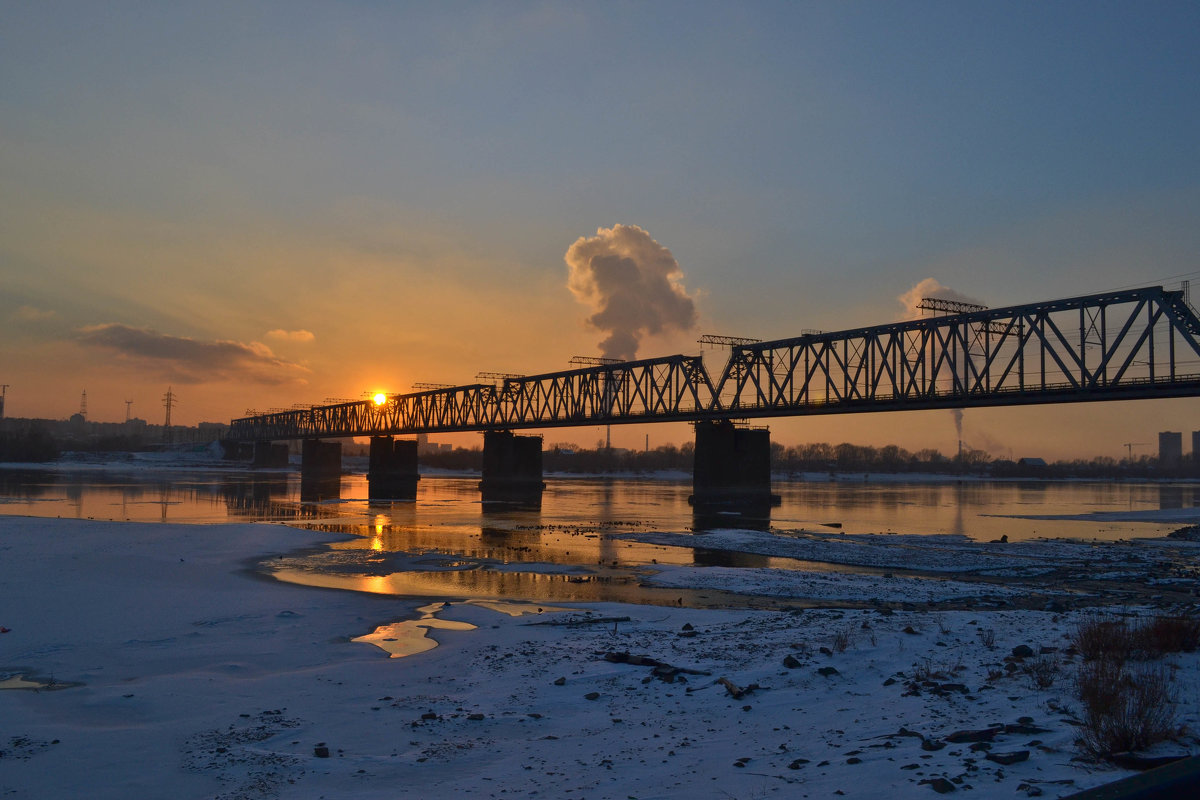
226;286;1200;441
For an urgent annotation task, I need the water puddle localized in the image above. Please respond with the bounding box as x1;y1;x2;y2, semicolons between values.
0;671;79;691
352;599;572;658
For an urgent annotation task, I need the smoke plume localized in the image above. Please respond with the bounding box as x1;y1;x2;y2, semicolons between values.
951;408;964;441
565;224;698;361
897;278;984;321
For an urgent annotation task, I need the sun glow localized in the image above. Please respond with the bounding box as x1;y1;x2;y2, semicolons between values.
373;393;387;406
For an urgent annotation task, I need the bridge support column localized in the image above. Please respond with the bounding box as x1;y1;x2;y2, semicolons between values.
689;421;779;513
480;430;544;507
368;436;419;500
221;440;254;461
253;441;289;468
301;439;342;501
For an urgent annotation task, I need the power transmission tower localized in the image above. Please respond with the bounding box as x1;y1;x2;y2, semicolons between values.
125;399;134;422
80;389;88;420
162;387;177;442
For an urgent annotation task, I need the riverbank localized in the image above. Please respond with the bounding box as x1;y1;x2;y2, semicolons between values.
3;515;1198;798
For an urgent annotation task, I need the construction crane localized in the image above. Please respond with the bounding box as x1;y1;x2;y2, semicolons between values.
1122;442;1149;460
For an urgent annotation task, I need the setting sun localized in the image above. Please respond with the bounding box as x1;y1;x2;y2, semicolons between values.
372;393;387;406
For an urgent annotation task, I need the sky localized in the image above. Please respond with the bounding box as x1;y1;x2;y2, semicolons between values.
2;0;1199;460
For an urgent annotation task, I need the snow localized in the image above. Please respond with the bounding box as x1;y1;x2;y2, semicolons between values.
2;515;1199;799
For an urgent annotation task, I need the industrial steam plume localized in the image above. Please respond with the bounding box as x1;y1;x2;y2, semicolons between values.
565;224;698;361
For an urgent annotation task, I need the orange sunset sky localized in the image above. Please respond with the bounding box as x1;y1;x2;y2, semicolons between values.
3;2;1199;461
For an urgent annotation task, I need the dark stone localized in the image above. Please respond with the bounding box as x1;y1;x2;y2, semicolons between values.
818;666;840;677
553;677;566;686
313;745;330;758
787;758;810;769
945;728;998;743
1011;645;1034;658
919;777;957;793
986;750;1030;766
584;692;600;701
784;654;802;669
467;713;485;721
819;646;834;656
921;739;947;752
847;757;862;764
903;626;920;635
1109;752;1187;771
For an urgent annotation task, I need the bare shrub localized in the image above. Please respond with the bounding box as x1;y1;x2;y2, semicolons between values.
1076;662;1179;757
831;626;854;654
978;628;996;649
1072;614;1134;663
1072;613;1200;663
1135;615;1200;658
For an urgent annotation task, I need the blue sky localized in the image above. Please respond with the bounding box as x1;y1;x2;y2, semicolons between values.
3;1;1199;458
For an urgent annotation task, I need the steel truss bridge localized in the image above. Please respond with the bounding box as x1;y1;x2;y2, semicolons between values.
228;286;1200;442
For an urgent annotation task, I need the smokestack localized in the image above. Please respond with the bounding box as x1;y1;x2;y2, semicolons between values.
565;224;698;360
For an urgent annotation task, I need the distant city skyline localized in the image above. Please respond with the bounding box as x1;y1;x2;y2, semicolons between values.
3;2;1198;460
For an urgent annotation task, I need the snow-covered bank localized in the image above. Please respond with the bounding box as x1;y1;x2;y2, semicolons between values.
2;516;1198;799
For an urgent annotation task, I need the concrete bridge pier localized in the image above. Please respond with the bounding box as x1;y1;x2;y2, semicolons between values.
368;436;419;500
689;420;780;514
480;430;545;508
253;441;289;468
300;439;342;501
221;440;255;461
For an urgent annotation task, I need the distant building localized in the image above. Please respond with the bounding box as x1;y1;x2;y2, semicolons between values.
1159;431;1183;465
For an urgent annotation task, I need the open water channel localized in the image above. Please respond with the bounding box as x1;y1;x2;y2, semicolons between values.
4;462;1200;604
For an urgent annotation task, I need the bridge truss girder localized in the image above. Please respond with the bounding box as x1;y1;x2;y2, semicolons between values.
226;286;1200;442
715;286;1200;416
